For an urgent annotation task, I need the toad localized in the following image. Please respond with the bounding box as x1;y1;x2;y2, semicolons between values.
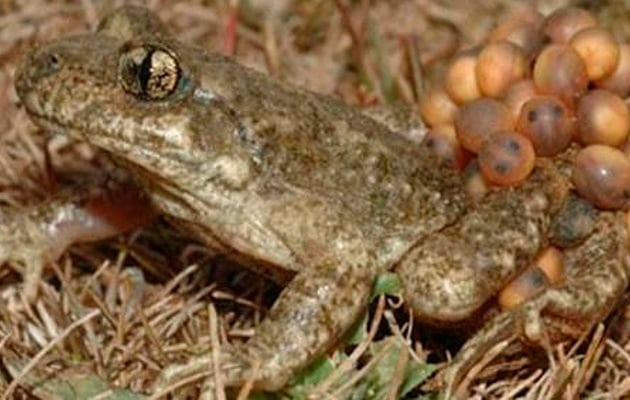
9;5;629;398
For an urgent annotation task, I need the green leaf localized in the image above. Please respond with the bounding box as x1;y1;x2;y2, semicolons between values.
248;392;279;400
23;370;145;400
371;272;400;300
349;336;437;400
399;362;437;398
345;310;369;345
291;356;335;387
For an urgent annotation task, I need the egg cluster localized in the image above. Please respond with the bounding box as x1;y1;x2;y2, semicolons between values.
419;6;630;210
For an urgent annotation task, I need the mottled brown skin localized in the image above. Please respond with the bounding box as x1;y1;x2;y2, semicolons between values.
10;6;630;398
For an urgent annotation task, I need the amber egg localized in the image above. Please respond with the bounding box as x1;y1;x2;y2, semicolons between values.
596;43;630;97
419;88;458;127
549;193;597;248
476;41;529;97
516;95;575;156
544;7;597;44
478;131;535;186
534;246;564;285
569;27;620;81
489;6;543;39
498;265;549;310
422;125;467;170
463;160;489;201
488;8;545;60
455;98;513;153
445;50;481;104
533;44;589;108
502;79;538;119
577;89;630;147
573;145;630;209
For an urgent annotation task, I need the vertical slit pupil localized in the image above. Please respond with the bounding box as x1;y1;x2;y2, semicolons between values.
139;48;155;94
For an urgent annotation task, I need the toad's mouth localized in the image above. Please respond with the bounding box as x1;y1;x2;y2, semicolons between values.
26;109;212;214
23;87;177;158
24;105;191;183
20;88;96;140
26;111;77;138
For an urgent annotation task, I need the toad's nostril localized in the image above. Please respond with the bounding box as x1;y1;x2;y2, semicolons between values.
39;51;63;76
14;50;61;105
16;51;63;94
47;53;60;70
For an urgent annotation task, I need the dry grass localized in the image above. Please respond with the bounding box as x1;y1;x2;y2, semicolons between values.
0;0;628;399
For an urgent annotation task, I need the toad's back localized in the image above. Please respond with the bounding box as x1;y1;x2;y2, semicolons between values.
190;49;468;253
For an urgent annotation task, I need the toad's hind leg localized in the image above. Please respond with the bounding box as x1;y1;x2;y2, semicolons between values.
444;211;630;398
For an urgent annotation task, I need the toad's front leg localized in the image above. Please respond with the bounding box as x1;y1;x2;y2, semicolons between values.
155;201;377;396
0;181;154;300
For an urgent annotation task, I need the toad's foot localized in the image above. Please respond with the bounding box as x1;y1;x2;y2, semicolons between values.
443;211;629;398
0;182;154;300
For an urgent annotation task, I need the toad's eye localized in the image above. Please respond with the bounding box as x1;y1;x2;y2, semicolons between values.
119;44;180;100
